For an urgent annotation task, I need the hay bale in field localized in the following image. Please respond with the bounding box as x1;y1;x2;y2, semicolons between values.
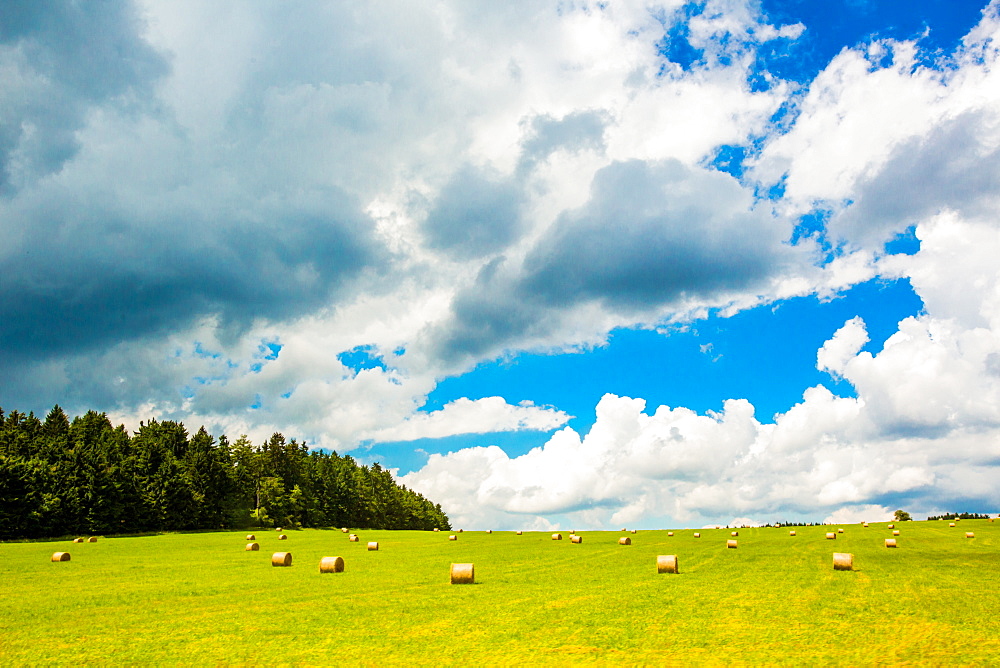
885;539;897;548
892;530;900;536
833;553;854;571
826;533;836;540
319;556;345;573
246;542;260;551
727;540;737;549
516;531;522;535
51;552;71;562
271;552;292;567
552;533;562;540
571;535;583;544
621;528;627;531
486;530;492;534
278;534;287;540
862;523;869;528
276;527;283;532
619;537;631;545
657;555;679;574
693;533;701;538
342;528;350;533
449;535;457;541
966;532;975;538
949;522;956;527
667;532;674;537
450;563;474;584
458;529;464;533
731;531;738;537
246;534;255;541
837;528;844;534
72;538;83;544
88;537;98;543
433;528;440;532
367;541;379;551
887;524;894;529
789;530;796;536
349;535;359;542
631;529;637;534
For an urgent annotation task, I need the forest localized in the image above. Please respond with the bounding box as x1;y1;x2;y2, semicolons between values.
0;405;451;540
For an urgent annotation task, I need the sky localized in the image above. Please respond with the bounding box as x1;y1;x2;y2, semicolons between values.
2;0;1000;530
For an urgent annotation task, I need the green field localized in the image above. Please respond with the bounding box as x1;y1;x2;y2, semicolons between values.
2;521;997;665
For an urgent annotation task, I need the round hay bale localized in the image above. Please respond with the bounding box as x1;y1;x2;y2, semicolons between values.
552;533;562;541
887;524;895;529
621;527;627;531
789;530;796;536
278;534;287;540
319;556;345;573
619;537;631;545
837;528;844;533
571;535;583;544
433;528;440;532
862;522;869;527
727;539;737;549
458;529;463;533
276;527;283;532
631;529;637;534
72;538;83;544
486;530;492;534
367;541;379;551
450;563;474;585
516;531;522;535
667;532;674;537
449;535;457;541
885;539;897;548
731;531;738;537
51;552;71;562
246;534;256;541
349;535;359;542
342;528;350;533
693;533;701;538
657;555;679;574
271;552;292;567
87;536;98;543
949;522;956;527
892;530;900;536
246;542;260;551
833;552;854;571
826;532;836;540
966;532;975;538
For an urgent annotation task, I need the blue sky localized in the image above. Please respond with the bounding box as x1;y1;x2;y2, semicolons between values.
2;0;999;529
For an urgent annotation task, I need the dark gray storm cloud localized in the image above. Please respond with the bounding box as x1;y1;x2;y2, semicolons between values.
432;159;800;363
421;166;525;259
833;110;1000;248
0;0;167;193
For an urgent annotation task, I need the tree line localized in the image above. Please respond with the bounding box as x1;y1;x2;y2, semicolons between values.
0;405;451;540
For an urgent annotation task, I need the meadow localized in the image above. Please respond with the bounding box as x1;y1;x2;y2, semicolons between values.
1;521;997;665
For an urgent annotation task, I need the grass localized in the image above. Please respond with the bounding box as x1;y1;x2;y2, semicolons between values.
1;521;997;665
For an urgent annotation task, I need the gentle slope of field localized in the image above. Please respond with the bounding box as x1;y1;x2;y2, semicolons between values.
1;521;997;665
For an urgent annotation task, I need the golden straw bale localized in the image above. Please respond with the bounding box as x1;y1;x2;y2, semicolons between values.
826;533;836;540
278;534;287;540
449;535;457;541
276;527;283;532
246;534;255;541
727;540;737;549
949;522;956;527
349;535;359;542
486;530;492;534
966;532;975;538
892;530;900;536
837;528;844;533
631;529;637;534
51;552;71;562
571;535;583;544
450;563;475;584
863;523;869;528
433;528;440;532
621;528;627;531
833;552;854;571
619;537;631;545
887;524;894;529
552;533;562;540
885;539;897;548
657;555;679;574
667;532;674;537
319;556;345;573
72;538;83;543
789;530;796;536
271;552;292;567
342;528;350;533
367;542;379;551
246;542;259;551
458;529;463;533
731;531;738;536
88;537;98;543
516;531;522;535
693;533;701;538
